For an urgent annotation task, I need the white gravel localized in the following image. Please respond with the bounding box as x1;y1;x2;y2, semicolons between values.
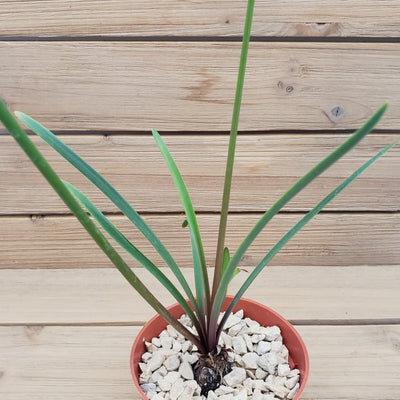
139;310;301;400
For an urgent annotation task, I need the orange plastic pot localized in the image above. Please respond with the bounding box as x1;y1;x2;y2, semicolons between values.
131;296;309;399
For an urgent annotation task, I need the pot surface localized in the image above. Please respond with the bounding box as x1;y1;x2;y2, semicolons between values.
131;296;309;399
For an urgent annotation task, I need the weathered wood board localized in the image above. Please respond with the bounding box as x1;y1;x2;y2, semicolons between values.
1;42;399;131
1;213;399;268
0;1;399;399
1;266;399;324
1;0;399;37
1;134;399;213
1;325;399;400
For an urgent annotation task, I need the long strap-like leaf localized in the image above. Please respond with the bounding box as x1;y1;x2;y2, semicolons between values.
212;0;255;299
152;129;210;320
14;111;197;310
63;180;203;331
0;101;205;353
216;141;397;336
210;104;388;332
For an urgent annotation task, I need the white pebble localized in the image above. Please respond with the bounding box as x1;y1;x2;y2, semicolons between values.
151;337;162;347
229;322;246;337
159;329;169;338
242;352;259;369
179;361;194;380
234;309;244;319
150;370;163;384
215;385;235;395
261;326;281;341
180;379;199;398
150;394;165;400
163;371;180;384
255;367;268;380
257;352;278;374
232;388;248;400
243;334;253;352
148;352;165;371
224;314;243;329
271;341;283;353
180;340;191;353
158;365;167;376
182;352;198;364
287;383;300;399
280;345;289;360
251;334;265;344
166;325;178;338
141;352;152;362
256;341;271;355
273;384;290;399
242;377;253;395
245;317;260;329
277;363;291;377
207;390;218;400
140;382;156;394
160;336;173;350
163;354;180;371
285;375;300;389
169;378;185;400
253;379;269;391
157;377;171;392
223;367;247;387
232;336;247;355
221;331;233;348
172;340;181;353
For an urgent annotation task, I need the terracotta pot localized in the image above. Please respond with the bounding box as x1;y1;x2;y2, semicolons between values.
131;296;309;399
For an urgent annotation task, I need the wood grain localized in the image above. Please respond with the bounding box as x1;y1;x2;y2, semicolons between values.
1;2;399;400
1;266;399;324
0;325;399;399
1;213;399;269
1;134;398;214
0;0;399;38
1;42;399;131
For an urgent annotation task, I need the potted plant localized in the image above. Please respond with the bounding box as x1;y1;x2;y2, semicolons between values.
0;1;396;399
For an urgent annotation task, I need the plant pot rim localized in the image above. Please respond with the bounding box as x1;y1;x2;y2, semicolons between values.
131;296;309;400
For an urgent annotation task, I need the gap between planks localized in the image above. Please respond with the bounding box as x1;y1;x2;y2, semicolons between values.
1;0;400;38
1;36;400;43
2;319;400;327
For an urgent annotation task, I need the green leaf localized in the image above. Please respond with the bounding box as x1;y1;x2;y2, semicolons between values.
63;180;200;325
152;129;210;317
212;0;255;299
210;104;388;333
222;247;230;278
217;140;397;336
14;111;197;310
0;101;205;353
213;105;387;312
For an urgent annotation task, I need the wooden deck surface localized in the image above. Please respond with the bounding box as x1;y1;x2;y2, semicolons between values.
0;1;399;399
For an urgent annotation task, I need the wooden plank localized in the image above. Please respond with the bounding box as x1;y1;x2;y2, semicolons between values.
1;42;399;131
0;325;399;399
1;266;399;324
1;213;399;268
1;134;398;214
0;1;399;38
